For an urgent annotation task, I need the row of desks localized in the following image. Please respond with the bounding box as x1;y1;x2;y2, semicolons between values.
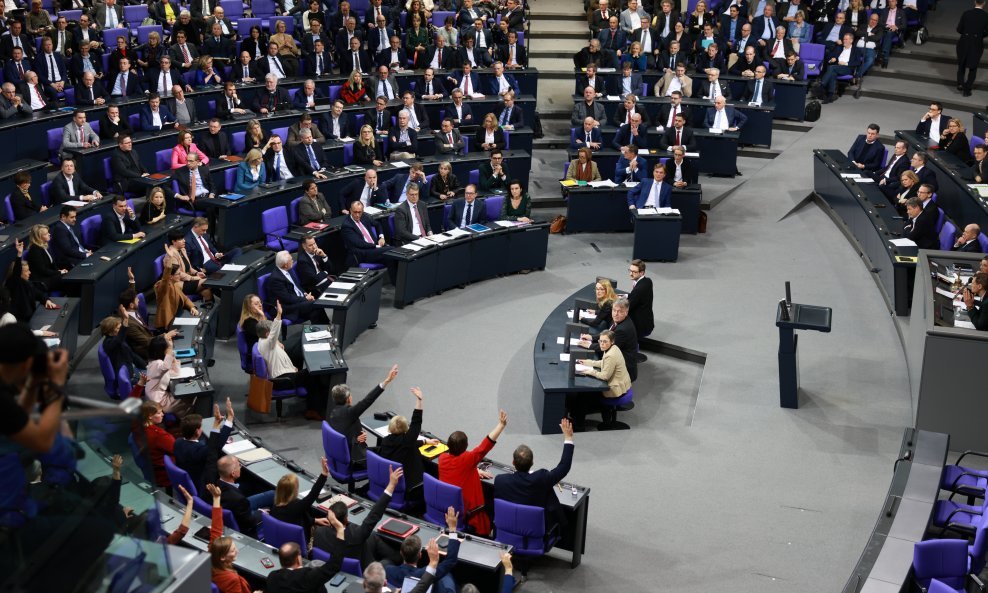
813;149;916;316
581;138;739;178
565;184;702;234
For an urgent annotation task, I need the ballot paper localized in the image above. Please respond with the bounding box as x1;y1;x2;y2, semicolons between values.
889;238;917;247
935;286;957;299
62;200;87;207
685;152;700;158
176;366;198;379
370;424;390;438
364;206;383;215
494;220;517;228
427;233;453;243
707;128;723;134
655;207;681;215
328;281;357;291
402;243;424;252
556;336;582;346
559;353;571;362
411;237;434;247
446;228;470;238
587;179;618;188
303;343;332;352
304;330;332;341
390;161;410;168
319;292;346;302
637;207;658;215
605;95;621;101
840;173;862;179
172;317;200;326
340;136;355;143
220;264;246;272
955;320;976;330
624;181;639;188
236;448;273;463
969;184;988;197
574;363;593;374
223;440;257;455
854;177;875;183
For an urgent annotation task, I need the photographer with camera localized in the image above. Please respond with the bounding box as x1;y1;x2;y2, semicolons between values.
0;323;68;454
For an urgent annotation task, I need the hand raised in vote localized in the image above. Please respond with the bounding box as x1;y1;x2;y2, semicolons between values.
213;403;223;428
560;417;574;439
387;464;404;490
445;506;460;531
321;456;329;476
226;397;235;422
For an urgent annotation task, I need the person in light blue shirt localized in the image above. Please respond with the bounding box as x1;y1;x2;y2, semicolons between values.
233;149;266;193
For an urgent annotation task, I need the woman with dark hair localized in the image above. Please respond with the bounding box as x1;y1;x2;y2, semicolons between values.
437;410;507;535
270;457;330;541
241;26;269;60
500;179;532;223
9;171;46;221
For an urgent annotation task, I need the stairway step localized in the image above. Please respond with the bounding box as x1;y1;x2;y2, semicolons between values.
527;11;587;20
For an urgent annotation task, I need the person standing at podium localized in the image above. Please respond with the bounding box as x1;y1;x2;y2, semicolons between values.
962;272;988;330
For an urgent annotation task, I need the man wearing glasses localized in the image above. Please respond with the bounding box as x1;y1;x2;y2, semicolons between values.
626;259;654;361
263;135;297;182
479;150;509;193
0;83;32;118
903;189;939;250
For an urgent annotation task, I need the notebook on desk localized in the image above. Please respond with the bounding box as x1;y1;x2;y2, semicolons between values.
377;518;419;539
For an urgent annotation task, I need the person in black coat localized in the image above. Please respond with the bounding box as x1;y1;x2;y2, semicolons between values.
493;419;574;531
73;73;110;106
955;0;988;97
580;299;639;381
376;388;433;505
251;76;292;114
659;114;697;151
963;272;988;330
328;365;396;467
289;133;329;178
847;124;885;175
110;137;151;194
627;260;655;340
49;159;101;205
938;119;973;165
50;206;90;269
312;464;399;567
100;196;145;245
8;172;45;222
875;141;911;197
266;252;325;323
952;224;983;253
213;456;272;538
911;152;939;191
903;196;940;250
197;119;231;160
446;192;486;230
270;458;329;543
173;401;233;493
665;148;699;187
26;226;65;293
295;236;334;295
268;517;348;593
97;105;132;141
341;204;393;264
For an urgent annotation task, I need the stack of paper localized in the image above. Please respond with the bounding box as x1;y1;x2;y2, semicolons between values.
588;179;617;188
176;366;198;379
427;233;453;244
370;424;389;438
172;317;199;326
223;440;257;455
574;363;593;373
305;330;332;341
390;161;410;168
303;342;332;352
556;336;582;346
364;206;383;215
494;220;517;228
402;243;424;252
889;238;917;247
446;228;470;238
236;448;273;463
328;281;356;292
624;181;639;188
970;184;988;197
410;237;434;248
62;200;88;207
340;136;355;143
655;207;680;215
220;264;246;272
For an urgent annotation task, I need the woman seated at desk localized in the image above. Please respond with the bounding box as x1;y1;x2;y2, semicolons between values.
297;179;333;224
233;149;266;193
238;293;265;358
621;41;648;72
9;171;46;221
145;333;194;417
271;457;330;542
171;130;211;169
474;113;506;153
141;187;169;225
340;70;370;105
893;170;919;214
26;224;66;293
939;118;973;166
429;161;462;201
194;55;223;86
581;278;617;329
353;124;385;167
155;241;200;328
244;119;265;155
500;180;532;223
566;147;602;183
139;400;175;488
5;240;56;324
572;329;632;430
438;409;508;536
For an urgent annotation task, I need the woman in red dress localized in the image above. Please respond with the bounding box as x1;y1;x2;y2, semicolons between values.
141;401;175;488
437;410;508;536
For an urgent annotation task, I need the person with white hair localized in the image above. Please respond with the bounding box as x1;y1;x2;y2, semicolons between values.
263;250;325;324
388;109;418;160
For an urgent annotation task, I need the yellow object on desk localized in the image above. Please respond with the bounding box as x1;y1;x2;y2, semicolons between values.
117;238;140;244
419;442;449;459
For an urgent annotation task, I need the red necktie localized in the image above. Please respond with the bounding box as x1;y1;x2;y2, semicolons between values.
447;132;453;144
772;40;780;55
198;235;219;263
78;126;84;143
34;85;45;107
464;75;470;95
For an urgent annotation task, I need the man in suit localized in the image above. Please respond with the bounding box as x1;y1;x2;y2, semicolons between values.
741;65;775;103
323;100;352;141
659;113;697;151
198;119;231;160
656;91;690;130
266;250;325;323
0;83;33;119
966;144;987;183
100;196;145;245
146;56;185;98
772;51;805;80
110;135;151;194
393;185;432;246
613;94;648;128
60;110;100;161
305;40;332;77
269;528;349;593
656;63;693;97
4;48;33;85
46;17;73;60
916;102;950;138
20;71;57;112
34;37;68;94
174;402;233;493
214;455;273;538
571;86;606;127
571;116;603;151
117;282;162;363
878;0;907;66
590;0;614;36
694;68;730;100
875;140;910;197
295;236;334;294
447;62;482;97
731;23;759;59
497;92;523;128
493;418;574;532
0;21;35;62
389;110;419;160
576;63;608;97
204;7;235;40
953;223;983;253
629;162;672;210
628;16;659;67
665;146;699;187
186;217;240;274
721;5;749;47
447;185;487;230
424;36;455;72
417;69;447;102
231;52;258;84
202;22;236;64
50;158;101;205
342;170;388;214
168;30;200;73
291;129;329;179
610;62;644;98
399;91;430;131
581;297;639;381
255;42;289;80
168;86;198;126
73;71;109;107
93;0;126;31
341;201;393;264
376;35;408;70
487;61;519;97
434;118;465;155
456;35;492;69
175;154;216;207
216;82;249;119
847;123;885;174
338;29;369;77
751;4;780;45
139;94;177;132
597;16;627;57
108;57;143;97
614;144;648;184
301;19;332;59
447;89;474;128
612;114;649;151
328;365;396;466
498;30;527;68
291;79;326;112
819;11;852;48
706;96;747;131
466;17;496;52
910;152;938;191
500;0;524;32
762;26;795;62
369;65;399;101
903;194;939;250
51;206;91;269
252;74;292;114
627;259;655;347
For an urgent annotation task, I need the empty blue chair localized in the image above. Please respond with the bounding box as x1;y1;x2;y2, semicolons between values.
116;366;134;400
940;220;958;251
3;196;13;224
468;169;479;187
598;388;634;431
155;149;172;172
253;0;277;17
219;0;244;21
47;128;62;165
936;207;945;233
912;539;970;592
137;293;148;326
59;9;83;21
97;342;118;399
251;343;306;419
978;233;988;253
322;422;368;492
289;197;302;225
484;195;503;220
492;499;560;557
232;131;246;153
261;513;306;556
343;143;354;165
272;127;289;144
123;4;148;24
224;168;237;192
423;473;467;530
128;113;140;131
80;215;102;249
365;450;408;510
261;206;298;251
328;85;342;100
800;43;824;78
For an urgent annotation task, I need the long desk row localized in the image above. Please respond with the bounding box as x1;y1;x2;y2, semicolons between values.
581;136;739;178
840;428;947;593
813;149;916;316
565;184;702;234
895;129;988;233
0;68;543;164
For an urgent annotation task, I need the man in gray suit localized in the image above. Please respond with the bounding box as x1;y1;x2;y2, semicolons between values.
619;0;649;34
93;0;127;32
167;85;199;125
61;109;99;160
433;118;465;155
570;86;606;127
0;83;32;119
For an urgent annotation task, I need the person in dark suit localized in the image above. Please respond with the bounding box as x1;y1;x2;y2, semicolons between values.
290;130;329;178
174;401;233;493
446;90;474;128
268;529;348;593
655;93;691;129
107;57;143;97
952;224;983;253
581;298;639;381
339;36;372;77
966;144;987;183
0;83;32;119
50;206;90;269
629;163;673;210
819;33;862;102
100;196;145;245
875;140;911;197
73;72;109;107
295;236;334;295
341;201;393;264
447;188;486;230
33;39;68;92
216;82;249;120
576;64;609;97
705;96;747;130
139;94;177;131
4;48;33;85
110;135;151;194
903;195;939;250
627;259;655;342
0;22;35;62
847;123;885;175
251;74;292;114
213;455;274;538
954;0;988;97
174;155;216;205
771;51;805;80
50;158;101;205
962;272;988;330
910;152;939;190
665;147;699;187
186;217;240;274
611;116;649;151
614;144;648;183
26;225;66;292
393;186;432;246
497;92;524;128
266;250;325;323
230;52;259;84
197;119;231;160
915;102;950;138
8;172;46;222
497;30;528;68
571;117;603;152
304;40;333;77
740;66;775;103
388;111;419;159
659;114;697;151
434;118;465;155
493;418;574;531
328;365;397;468
19;72;57;112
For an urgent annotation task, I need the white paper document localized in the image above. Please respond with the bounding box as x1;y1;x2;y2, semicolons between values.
364;206;383;215
955;320;976;329
935;286;956;298
411;237;434;247
340;136;355;143
303;343;332;352
556;336;582;346
854;177;875;183
176;366;198;379
390;161;410;168
839;173;862;179
624;181;639;188
221;264;246;271
402;243;424;252
304;330;332;341
889;238;917;247
605;95;621;101
62;200;88;207
427;233;453;243
223;440;257;455
494;220;516;228
329;281;356;291
319;292;346;302
587;179;617;188
172;317;199;326
559;353;571;362
574;363;593;373
236;448;273;463
446;228;470;238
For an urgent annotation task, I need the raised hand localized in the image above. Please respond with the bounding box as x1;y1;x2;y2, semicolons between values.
321;457;329;476
445;506;459;531
212;403;222;428
387;465;404;490
383;364;398;385
205;483;222;504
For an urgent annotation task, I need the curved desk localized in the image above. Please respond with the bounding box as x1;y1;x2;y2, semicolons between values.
532;283;610;435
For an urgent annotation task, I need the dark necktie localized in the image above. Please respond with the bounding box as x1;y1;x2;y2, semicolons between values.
463;202;472;227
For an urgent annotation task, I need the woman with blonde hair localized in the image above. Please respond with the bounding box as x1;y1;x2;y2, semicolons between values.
341;70;370;104
25;224;65;292
244;119;265;154
195;55;223;86
237;293;265;361
566;147;602;182
141;186;168;225
233;149;266;193
939;118;973;165
270;457;330;541
353;124;384;166
377;387;440;506
474;112;505;152
269;18;301;76
581;278;618;328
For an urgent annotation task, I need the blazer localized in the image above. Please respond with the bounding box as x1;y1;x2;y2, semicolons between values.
312;490;391;568
287;123;327;147
566;159;601;182
627;275;655;336
298;193;333;225
596;316;638;380
940;132;972;165
100;211;142;244
3;59;33;85
694;78;730;100
61;122;99;156
954;240;983;254
185;231;220;271
630;179;672;209
233;161;266;194
73;81;110;107
751;14;782;39
50;173;96;205
487;73;520;96
377;408;425;488
571;101;606;126
496;42;527;67
97;113;132;140
197;131;231;160
913;166;938;190
215;93;247;120
251;87;292;113
656;103;691;129
168;42;200;69
705;106;748;129
434;128;465;155
353;141;385;166
664;158;699;185
339;48;372;77
266;268;313;315
0;35;36;61
217;480;257;537
230;60;258;83
328;384;384;465
303;49;333;77
139;105;176;131
447;70;481;95
597;27;627;52
393;200;432;245
33;52;68;86
422;46;455;71
771;56;805;80
414;75;447;100
659;126;697;151
874;152;910;186
965;158;987;183
0;93;32;119
110;148;148;182
108;71;144;96
847;135;885;173
456;45;493;69
26;244;62;291
266;529;345;593
904;203;940;250
493;442;574;528
290;88;326;112
341;214;385;257
166;98;199;125
9;190;43;221
175;164;215;198
290;142;328;176
446;196;485;230
173;425;231;493
655;71;693;97
201;36;235;60
50;220;88;268
740;77;775;103
571;126;603;151
295;250;333;294
585;345;633;398
496;104;523;128
387;127;418;156
612;124;649;151
609;73;645;98
445;102;474;126
614;155;648;183
576;74;608;96
474;127;506;152
824;44;863;68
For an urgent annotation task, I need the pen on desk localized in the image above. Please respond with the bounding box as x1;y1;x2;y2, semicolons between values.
555;483;563;492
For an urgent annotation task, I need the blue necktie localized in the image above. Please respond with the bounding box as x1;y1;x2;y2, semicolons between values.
462;202;472;227
307;145;318;169
274;153;282;180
